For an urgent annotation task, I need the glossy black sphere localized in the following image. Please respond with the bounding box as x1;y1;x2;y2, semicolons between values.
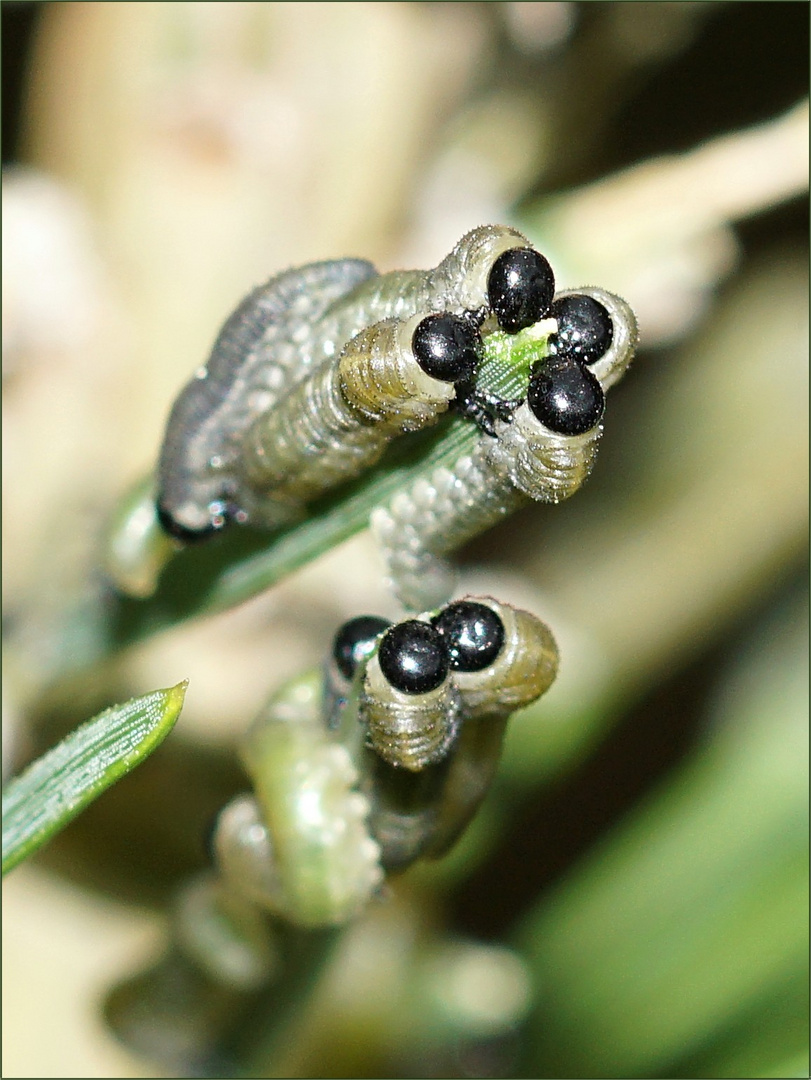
487;248;555;333
432;601;505;672
550;294;613;364
527;357;605;435
333;615;392;680
378;621;449;694
412;313;480;383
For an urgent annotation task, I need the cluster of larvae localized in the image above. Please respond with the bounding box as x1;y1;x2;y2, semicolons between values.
154;224;637;608
211;596;558;929
106;230;638;1068
139;227;636;933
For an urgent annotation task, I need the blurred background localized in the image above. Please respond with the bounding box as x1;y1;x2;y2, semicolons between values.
2;3;808;1077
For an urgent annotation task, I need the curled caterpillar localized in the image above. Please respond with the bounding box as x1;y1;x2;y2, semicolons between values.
156;225;555;540
322;596;559;869
371;286;638;610
211;596;558;921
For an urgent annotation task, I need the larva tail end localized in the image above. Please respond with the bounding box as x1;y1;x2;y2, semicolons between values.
103;476;180;598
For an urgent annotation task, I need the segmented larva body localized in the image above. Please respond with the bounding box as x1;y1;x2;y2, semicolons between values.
157;259;375;537
157;224;542;540
232;316;461;527
450;600;559;716
415;603;559;864
369;411;598;611
213;671;383;929
360;640;463;773
212;598;559;907
305;598;560;869
372;286;638;611
357;598;558;773
352;597;559;868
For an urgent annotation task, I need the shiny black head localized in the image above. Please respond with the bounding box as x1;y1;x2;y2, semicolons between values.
550;294;613;364
527;356;605;435
333;615;392;680
378;621;449;694
488;247;555;333
432;600;505;672
412;313;481;383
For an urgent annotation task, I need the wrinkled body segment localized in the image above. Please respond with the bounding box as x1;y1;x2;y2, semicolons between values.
156;225;534;540
155;225;636;611
211;597;559;920
157;259;376;537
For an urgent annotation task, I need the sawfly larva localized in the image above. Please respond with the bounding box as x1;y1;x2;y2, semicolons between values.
323;597;559;869
211;596;558;919
155;225;555;540
226;312;481;527
104;596;557;1072
372;286;638;610
213;669;384;929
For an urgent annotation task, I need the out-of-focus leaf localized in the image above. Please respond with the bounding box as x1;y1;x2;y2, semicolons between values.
2;681;187;875
516;589;808;1078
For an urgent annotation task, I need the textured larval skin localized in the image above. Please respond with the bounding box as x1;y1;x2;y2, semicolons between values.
372;456;524;611
156;226;530;535
360;650;462;772
361;598;559;866
236;318;457;526
157;259;376;535
370;411;602;611
211;599;559;901
372;286;638;611
215;677;384;929
357;598;558;775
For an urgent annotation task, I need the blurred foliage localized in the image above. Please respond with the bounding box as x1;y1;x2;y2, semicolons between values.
2;2;808;1078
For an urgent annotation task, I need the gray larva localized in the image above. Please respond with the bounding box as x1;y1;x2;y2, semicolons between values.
156;225;547;539
371;287;639;611
157;258;376;537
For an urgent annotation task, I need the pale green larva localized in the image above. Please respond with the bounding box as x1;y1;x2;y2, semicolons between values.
212;669;384;930
371;287;638;610
156;225;556;541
